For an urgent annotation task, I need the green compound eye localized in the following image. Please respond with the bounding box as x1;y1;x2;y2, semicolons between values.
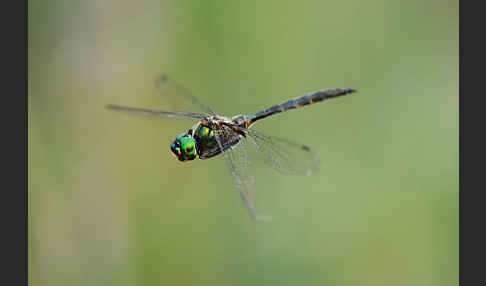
180;137;196;156
175;133;186;142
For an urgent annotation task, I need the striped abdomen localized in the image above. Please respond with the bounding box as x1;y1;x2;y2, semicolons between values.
247;88;356;125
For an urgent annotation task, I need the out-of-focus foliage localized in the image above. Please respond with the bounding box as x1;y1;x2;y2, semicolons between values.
29;0;458;285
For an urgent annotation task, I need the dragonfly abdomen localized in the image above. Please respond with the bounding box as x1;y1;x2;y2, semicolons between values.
248;87;356;124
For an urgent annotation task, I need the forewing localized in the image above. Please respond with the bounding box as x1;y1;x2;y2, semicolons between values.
245;128;320;176
155;75;216;115
105;74;213;122
105;104;207;120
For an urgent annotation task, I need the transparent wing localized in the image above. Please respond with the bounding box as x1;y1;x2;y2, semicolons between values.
105;75;214;121
105;104;207;120
245;128;320;176
155;75;216;115
214;126;269;222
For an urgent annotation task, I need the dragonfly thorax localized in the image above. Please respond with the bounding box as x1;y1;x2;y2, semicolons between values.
194;122;242;159
193;124;219;154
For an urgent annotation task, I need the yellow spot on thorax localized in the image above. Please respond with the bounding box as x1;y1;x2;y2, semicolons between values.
201;126;209;136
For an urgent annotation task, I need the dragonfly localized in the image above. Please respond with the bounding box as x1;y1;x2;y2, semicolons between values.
106;75;357;221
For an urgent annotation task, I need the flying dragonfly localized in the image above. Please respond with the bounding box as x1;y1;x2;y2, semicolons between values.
106;75;357;221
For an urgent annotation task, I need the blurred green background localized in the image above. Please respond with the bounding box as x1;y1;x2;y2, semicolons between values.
28;0;458;285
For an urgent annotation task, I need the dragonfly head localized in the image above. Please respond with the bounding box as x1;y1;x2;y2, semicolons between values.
171;133;197;162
